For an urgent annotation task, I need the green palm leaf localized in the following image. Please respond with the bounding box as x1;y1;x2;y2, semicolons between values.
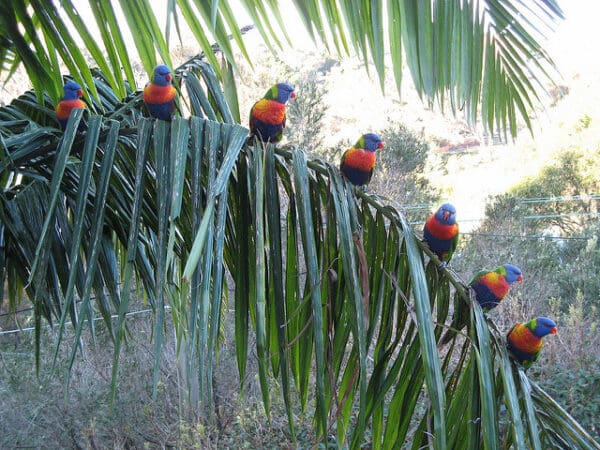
1;3;598;448
1;0;563;136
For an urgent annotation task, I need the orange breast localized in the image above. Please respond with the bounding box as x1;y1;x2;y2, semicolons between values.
55;99;86;119
510;324;542;353
425;216;458;239
343;148;376;171
144;84;176;104
251;99;286;124
482;272;509;298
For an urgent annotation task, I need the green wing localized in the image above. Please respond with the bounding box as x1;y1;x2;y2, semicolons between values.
468;269;488;285
447;232;459;260
523;349;542;370
340;148;349;170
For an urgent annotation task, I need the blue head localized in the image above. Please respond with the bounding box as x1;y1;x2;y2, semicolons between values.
532;317;558;338
63;81;83;100
356;133;384;152
152;64;173;86
434;203;457;225
267;82;296;104
501;264;523;284
276;83;296;103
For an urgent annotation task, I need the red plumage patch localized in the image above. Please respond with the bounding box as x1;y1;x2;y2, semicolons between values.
55;99;86;120
425;216;458;240
251;99;286;124
480;272;510;298
342;148;376;171
143;84;176;104
508;323;542;353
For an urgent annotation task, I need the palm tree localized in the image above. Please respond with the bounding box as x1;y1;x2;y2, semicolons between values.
0;1;598;448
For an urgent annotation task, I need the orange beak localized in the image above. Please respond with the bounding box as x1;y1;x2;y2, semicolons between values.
378;142;384;149
77;89;83;97
166;74;172;82
517;275;523;282
443;211;450;220
290;92;297;99
550;327;557;334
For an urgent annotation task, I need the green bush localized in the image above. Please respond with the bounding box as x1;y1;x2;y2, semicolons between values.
544;345;600;441
480;149;600;235
452;149;600;440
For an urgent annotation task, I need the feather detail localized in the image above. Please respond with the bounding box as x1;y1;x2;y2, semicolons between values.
55;99;86;121
143;83;176;121
341;147;376;172
339;133;383;187
475;272;510;300
506;317;556;369
340;148;376;186
424;216;459;240
143;84;177;105
424;215;458;240
439;264;522;345
250;99;286;124
340;166;373;186
508;323;543;354
423;203;459;263
249;100;287;143
423;230;457;262
249;82;295;143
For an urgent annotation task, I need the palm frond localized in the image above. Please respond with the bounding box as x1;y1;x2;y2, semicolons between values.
1;25;598;450
1;1;564;137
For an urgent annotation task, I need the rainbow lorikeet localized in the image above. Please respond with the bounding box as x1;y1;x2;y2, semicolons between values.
143;64;177;121
55;80;86;130
249;82;296;143
507;316;557;369
339;133;384;188
470;264;523;309
423;203;459;265
440;264;523;345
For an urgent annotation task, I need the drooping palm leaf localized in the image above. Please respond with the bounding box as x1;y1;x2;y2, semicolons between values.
1;0;563;137
0;74;596;448
1;17;598;450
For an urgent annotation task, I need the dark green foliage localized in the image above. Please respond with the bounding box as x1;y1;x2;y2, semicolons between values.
545;359;600;442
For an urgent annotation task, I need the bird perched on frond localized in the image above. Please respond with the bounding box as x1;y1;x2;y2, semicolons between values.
55;80;86;130
507;316;557;369
143;64;177;121
249;82;296;143
423;203;459;266
469;264;523;309
440;264;523;345
339;133;384;189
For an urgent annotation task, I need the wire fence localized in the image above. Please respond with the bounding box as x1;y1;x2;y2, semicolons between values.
408;194;599;239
